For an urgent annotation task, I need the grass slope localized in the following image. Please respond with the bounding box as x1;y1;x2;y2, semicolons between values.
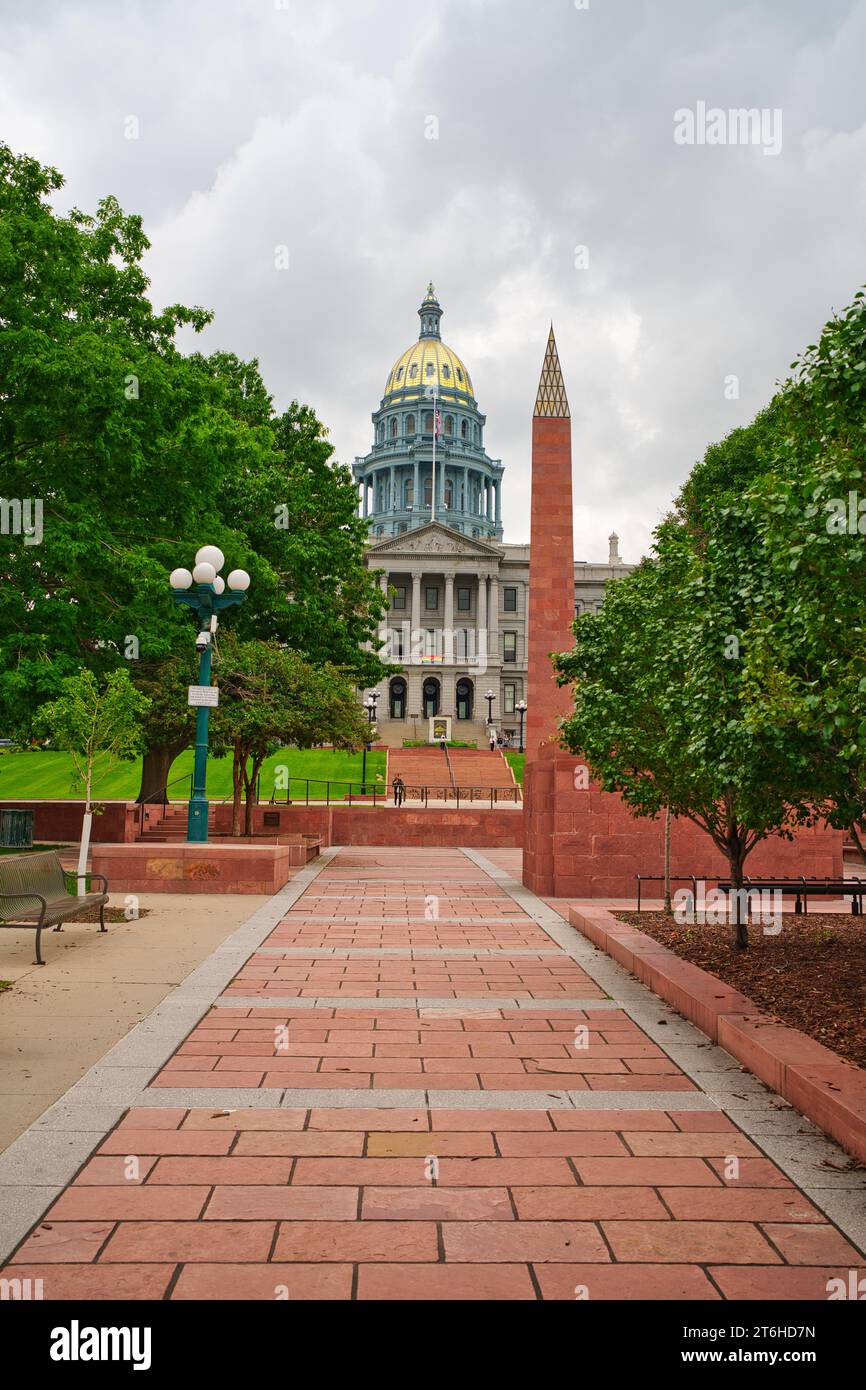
0;748;387;801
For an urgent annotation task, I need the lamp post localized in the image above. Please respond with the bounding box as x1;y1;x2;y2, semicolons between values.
169;546;250;843
485;688;496;725
361;691;379;794
516;699;527;754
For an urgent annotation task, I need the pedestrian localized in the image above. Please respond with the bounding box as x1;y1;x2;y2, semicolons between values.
489;731;496;752
439;734;447;753
392;774;405;806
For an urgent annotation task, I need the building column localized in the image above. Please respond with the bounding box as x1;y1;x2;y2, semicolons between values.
488;573;499;666
477;572;488;669
495;479;501;527
389;464;396;512
444;573;455;665
413;459;419;516
462;465;469;518
379;573;389;651
361;478;368;519
411;570;422;662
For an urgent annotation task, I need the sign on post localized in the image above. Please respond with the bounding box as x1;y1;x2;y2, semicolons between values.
188;685;219;707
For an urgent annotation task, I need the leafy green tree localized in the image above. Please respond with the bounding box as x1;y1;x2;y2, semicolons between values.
555;494;820;948
210;638;368;836
34;669;149;889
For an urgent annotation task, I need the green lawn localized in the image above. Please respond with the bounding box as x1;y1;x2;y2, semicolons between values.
504;751;525;785
0;748;387;802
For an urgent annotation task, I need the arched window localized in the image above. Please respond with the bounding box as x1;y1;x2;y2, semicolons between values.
396;367;404;381
409;364;419;379
423;474;432;505
444;478;453;509
406;413;415;434
422;678;440;718
442;363;451;380
389;677;407;720
460;419;468;439
456;678;473;721
423;412;433;432
377;422;384;443
474;423;479;442
389;417;398;439
444;415;453;436
404;477;414;507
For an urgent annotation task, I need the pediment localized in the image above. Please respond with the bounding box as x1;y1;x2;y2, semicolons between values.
367;521;503;560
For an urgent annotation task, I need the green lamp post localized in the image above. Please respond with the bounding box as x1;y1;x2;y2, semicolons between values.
169;546;250;843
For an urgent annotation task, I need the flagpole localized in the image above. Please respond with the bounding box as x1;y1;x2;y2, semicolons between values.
431;382;437;524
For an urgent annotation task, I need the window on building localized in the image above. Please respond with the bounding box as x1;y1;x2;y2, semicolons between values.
390;627;406;658
457;368;464;383
503;631;517;663
396;367;404;381
423;412;433;432
409;364;419;379
461;419;468;439
455;628;475;661
396;522;407;534
389;417;398;439
393;586;406;610
406;413;415;434
425;362;434;377
444;415;453;436
425;586;439;610
389;677;407;720
423;475;432;505
503;683;516;714
444;479;453;509
457;587;471;611
442;363;451;379
422;676;440;716
377;423;384;443
404;478;414;508
503;587;517;612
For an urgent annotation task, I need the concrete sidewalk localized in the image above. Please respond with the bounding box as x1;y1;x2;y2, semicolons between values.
1;846;864;1300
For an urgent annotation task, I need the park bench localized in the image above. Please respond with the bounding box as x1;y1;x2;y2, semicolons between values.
0;850;109;964
716;877;866;915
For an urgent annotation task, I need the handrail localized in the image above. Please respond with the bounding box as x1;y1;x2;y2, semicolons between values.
136;773;193;832
267;775;521;807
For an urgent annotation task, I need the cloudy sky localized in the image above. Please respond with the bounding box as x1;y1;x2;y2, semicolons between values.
2;0;865;560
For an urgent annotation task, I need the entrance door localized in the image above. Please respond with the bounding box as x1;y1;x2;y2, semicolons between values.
456;678;473;721
422;678;440;718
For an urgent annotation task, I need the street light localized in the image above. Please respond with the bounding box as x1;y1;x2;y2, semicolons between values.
361;691;379;795
516;699;527;754
170;546;250;842
485;689;496;725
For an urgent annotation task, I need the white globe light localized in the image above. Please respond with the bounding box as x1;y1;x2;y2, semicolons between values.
226;569;251;592
195;545;225;573
192;561;217;585
169;567;193;590
213;576;226;594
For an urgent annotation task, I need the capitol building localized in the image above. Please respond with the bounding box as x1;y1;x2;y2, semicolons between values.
353;285;631;747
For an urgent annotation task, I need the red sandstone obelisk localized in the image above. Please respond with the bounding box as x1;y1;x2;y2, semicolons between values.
524;326;575;760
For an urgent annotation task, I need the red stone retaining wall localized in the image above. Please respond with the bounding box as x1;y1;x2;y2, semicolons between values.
523;754;845;897
252;805;524;849
569;903;866;1163
0;800;138;843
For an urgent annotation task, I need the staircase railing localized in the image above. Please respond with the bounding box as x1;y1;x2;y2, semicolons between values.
135;773;193;834
267;776;520;808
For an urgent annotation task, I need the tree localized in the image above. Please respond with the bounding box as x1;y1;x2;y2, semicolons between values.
555;484;820;949
210;638;368;836
34;669;149;891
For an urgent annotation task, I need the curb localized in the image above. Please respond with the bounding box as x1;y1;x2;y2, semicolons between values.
568;903;866;1164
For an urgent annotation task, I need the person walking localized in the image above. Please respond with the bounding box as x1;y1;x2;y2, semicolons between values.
489;730;496;753
392;775;405;807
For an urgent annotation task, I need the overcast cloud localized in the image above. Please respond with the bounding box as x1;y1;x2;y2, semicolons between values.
2;0;865;561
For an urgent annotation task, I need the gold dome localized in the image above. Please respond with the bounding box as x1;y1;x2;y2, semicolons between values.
383;338;475;403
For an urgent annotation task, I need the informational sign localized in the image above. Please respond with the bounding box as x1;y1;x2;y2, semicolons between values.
188;685;219;707
430;716;451;743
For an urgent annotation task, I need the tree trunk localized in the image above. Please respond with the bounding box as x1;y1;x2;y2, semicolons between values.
727;841;749;951
244;755;265;837
136;740;189;803
663;806;672;913
231;746;244;837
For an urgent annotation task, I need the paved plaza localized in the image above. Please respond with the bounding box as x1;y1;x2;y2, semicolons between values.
2;847;864;1300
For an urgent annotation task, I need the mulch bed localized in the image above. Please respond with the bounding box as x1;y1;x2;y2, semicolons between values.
615;911;866;1071
72;906;151;924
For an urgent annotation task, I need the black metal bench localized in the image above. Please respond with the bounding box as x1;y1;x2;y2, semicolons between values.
716;877;866;915
0;850;109;964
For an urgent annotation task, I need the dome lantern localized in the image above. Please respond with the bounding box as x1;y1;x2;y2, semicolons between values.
418;281;443;340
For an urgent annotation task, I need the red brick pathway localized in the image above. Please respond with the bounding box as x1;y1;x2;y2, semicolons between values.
4;848;864;1300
